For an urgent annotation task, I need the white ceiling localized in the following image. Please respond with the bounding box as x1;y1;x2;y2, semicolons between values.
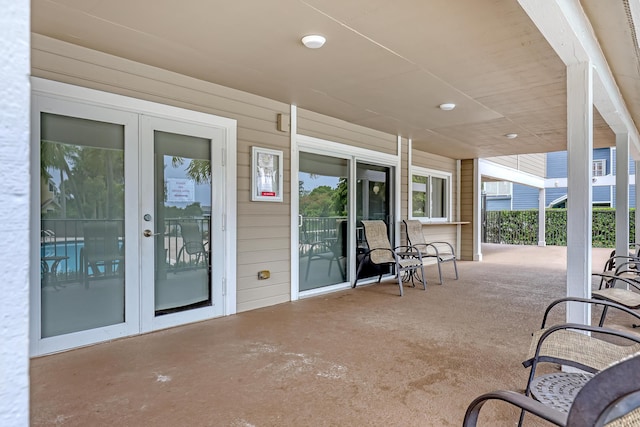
31;0;640;160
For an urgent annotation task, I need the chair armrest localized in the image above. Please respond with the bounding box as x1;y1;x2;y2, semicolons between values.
523;323;640;374
540;296;640;329
463;390;567;427
593;272;640;291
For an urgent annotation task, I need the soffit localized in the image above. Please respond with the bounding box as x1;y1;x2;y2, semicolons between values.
31;0;632;159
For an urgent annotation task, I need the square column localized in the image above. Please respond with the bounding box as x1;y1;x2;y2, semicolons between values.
615;133;630;259
538;188;546;246
566;62;593;325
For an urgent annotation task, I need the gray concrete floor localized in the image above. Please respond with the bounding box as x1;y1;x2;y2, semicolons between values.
31;244;622;426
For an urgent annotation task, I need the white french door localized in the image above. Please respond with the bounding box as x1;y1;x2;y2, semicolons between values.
31;78;236;355
139;116;226;332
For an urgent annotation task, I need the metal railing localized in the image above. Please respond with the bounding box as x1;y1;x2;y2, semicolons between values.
40;217;209;284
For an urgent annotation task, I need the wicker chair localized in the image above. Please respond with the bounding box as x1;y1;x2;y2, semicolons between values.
403;219;458;284
463;352;640;426
352;220;426;296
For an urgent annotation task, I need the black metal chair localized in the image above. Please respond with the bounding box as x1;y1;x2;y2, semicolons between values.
463;352;640;426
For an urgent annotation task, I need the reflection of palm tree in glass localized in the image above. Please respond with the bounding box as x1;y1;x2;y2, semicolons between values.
171;157;211;184
41;140;80;218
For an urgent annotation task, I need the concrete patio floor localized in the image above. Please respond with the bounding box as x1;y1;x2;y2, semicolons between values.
31;244;624;426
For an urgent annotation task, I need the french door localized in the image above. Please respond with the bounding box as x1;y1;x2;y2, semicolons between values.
32;79;235;355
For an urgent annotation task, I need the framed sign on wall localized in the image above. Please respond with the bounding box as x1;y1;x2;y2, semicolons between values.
252;146;283;202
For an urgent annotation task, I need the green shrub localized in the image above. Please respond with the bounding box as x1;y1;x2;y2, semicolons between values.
483;208;636;248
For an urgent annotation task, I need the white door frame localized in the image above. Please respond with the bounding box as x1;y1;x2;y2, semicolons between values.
30;78;237;356
292;134;401;300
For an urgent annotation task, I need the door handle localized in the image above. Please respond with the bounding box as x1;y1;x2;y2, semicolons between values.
143;229;160;237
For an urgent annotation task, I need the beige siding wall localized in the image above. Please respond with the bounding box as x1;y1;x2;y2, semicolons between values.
32;35;292;313
459;160;475;261
297;109;397;155
32;35;417;314
484;153;546;177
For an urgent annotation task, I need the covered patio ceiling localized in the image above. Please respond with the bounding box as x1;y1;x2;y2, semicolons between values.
31;0;640;160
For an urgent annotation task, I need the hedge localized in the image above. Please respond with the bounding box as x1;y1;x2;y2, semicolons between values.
483;208;636;248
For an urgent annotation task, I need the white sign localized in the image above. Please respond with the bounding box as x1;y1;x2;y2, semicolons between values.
167;178;195;203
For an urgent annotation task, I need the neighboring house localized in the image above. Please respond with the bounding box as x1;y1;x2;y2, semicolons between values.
484;147;637;210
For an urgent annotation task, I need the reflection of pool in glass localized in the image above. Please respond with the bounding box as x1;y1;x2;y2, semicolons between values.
41;241;83;274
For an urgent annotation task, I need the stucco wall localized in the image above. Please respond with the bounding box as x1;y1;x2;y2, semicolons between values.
1;0;30;425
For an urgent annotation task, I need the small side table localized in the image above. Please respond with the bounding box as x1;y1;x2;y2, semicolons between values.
529;371;594;413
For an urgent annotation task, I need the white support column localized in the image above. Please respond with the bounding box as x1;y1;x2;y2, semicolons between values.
566;61;593;325
473;159;483;261
538;188;546;246
636;161;640;244
1;0;30;425
615;133;630;258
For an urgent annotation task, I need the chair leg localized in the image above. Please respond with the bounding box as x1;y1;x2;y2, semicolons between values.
353;254;366;288
452;258;459;280
396;268;404;297
598;305;609;327
418;265;426;290
436;260;444;284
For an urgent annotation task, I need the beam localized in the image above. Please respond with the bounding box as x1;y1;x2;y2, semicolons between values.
518;0;640;158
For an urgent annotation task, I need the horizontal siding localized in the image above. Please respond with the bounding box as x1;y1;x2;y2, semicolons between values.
512;184;539;210
546;151;567;178
297;108;397;155
517;153;545;176
460;160;474;261
485;197;512;211
484;154;545;177
485;155;518;169
32;34;293;313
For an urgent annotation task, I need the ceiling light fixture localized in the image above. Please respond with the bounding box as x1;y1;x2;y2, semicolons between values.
301;34;326;49
439;103;456;111
505;133;518;139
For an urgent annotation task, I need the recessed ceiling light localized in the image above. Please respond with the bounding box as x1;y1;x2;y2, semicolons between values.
505;133;518;139
439;103;456;111
301;34;326;49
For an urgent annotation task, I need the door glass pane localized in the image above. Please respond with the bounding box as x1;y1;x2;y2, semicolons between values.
356;163;393;281
299;152;349;291
154;131;211;314
40;113;125;338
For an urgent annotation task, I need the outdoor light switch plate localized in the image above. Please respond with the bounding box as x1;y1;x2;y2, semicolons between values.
258;270;270;280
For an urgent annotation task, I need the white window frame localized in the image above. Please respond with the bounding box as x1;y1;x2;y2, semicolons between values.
592;159;606;177
409;166;452;223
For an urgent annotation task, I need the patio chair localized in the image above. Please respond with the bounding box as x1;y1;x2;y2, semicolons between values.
592;272;640;328
81;222;123;287
176;222;209;269
463;351;640;426
304;220;346;281
402;219;458;284
352;220;425;296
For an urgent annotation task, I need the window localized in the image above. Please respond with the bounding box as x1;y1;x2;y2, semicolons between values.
410;167;451;221
592;159;606;177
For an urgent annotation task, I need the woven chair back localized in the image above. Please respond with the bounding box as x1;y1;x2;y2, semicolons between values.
361;220;394;265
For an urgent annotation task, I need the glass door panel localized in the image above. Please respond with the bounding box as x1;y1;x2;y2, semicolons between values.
356;162;393;282
153;131;212;314
299;152;349;291
40;113;125;337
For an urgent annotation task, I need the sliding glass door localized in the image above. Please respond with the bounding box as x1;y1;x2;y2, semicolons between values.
297;142;397;294
298;152;350;291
